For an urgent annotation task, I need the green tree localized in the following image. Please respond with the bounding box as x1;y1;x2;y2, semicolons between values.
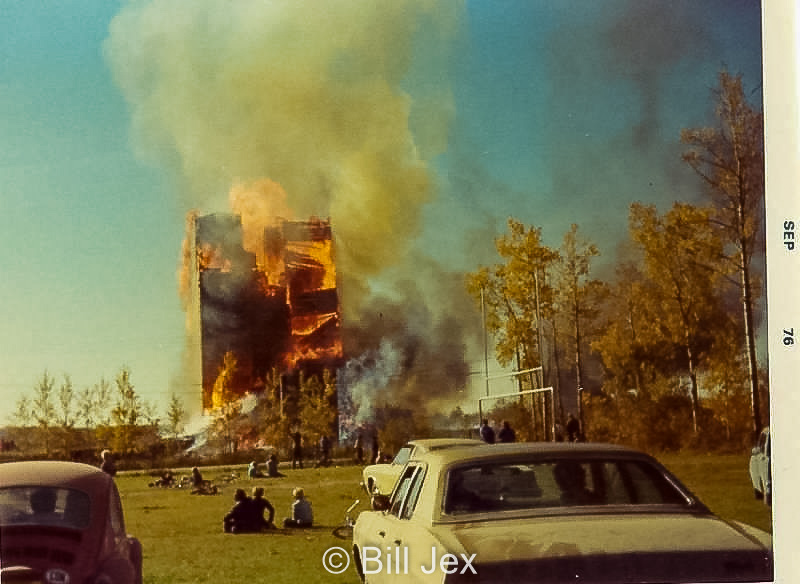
12;395;32;426
592;259;682;402
629;202;726;433
165;393;187;441
31;371;58;456
298;370;338;442
553;224;602;428
110;367;148;453
466;219;559;392
75;377;114;453
56;375;77;455
681;71;765;438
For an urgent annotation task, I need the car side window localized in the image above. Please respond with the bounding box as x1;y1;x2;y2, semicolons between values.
389;465;416;516
108;483;126;538
400;466;426;520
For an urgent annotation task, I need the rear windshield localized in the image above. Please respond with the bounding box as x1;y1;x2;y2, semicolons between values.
0;487;91;529
444;458;689;515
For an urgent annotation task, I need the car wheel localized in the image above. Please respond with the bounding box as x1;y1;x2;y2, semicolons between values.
753;487;761;500
129;537;143;584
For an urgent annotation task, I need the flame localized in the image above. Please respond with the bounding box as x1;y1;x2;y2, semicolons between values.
189;188;344;407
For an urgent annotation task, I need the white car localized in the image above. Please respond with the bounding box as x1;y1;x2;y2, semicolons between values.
361;438;481;496
352;442;772;583
749;426;771;506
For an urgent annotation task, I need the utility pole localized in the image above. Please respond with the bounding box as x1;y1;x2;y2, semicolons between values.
481;286;490;397
533;268;546;387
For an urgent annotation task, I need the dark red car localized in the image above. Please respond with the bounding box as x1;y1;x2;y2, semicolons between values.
0;460;142;584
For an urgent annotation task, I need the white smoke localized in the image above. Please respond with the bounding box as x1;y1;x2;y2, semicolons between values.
105;0;474;421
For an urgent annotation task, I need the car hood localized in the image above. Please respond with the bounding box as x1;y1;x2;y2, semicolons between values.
432;512;772;583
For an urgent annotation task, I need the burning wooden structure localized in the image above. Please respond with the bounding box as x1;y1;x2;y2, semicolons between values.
193;213;343;410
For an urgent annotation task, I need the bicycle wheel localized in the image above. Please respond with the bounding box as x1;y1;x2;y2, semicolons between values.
332;524;354;540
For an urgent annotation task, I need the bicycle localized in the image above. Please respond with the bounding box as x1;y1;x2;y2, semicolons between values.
332;499;360;540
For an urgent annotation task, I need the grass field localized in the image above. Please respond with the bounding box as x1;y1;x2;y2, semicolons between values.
117;453;772;584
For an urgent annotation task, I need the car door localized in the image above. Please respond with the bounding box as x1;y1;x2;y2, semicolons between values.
360;463;438;583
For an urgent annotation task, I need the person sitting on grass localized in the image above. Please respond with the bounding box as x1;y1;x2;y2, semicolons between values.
191;466;218;495
266;454;285;478
282;487;313;528
223;488;256;533
251;487;275;529
248;461;265;479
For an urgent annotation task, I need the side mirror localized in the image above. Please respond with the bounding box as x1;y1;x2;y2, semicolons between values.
371;494;391;511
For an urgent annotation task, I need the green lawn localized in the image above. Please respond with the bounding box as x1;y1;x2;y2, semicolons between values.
656;452;772;534
117;453;772;584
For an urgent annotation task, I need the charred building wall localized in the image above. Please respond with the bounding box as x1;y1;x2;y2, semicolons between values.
196;213;342;411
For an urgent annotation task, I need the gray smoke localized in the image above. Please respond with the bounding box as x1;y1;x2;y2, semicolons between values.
105;0;472;421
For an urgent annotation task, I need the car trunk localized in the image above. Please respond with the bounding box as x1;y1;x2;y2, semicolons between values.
436;512;772;583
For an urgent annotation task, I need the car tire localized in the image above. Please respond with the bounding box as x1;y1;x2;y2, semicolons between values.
129;537;143;584
753;487;761;500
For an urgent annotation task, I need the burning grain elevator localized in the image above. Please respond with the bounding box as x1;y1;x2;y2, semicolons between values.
190;213;344;411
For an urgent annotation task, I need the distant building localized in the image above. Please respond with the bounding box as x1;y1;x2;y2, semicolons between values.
191;213;343;411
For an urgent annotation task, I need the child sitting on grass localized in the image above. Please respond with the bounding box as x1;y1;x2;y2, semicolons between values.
282;487;313;528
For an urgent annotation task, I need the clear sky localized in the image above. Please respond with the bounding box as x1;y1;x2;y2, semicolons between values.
0;1;764;424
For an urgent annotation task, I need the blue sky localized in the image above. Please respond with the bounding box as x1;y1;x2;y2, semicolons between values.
0;1;764;424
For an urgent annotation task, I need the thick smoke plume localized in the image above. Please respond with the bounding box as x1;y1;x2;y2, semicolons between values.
105;0;471;421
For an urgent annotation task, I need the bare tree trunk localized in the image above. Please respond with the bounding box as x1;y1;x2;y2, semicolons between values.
574;288;584;434
740;245;761;439
552;319;564;421
685;330;699;434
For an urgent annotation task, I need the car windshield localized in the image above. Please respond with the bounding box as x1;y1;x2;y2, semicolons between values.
443;457;689;515
392;446;412;466
0;486;91;529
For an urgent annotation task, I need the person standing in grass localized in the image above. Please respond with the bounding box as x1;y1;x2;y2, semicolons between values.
479;420;495;444
100;449;117;477
290;431;303;469
354;433;364;464
282;487;313;528
498;421;516;443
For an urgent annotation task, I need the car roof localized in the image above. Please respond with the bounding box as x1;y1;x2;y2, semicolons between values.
407;438;483;453
0;460;112;492
420;441;656;467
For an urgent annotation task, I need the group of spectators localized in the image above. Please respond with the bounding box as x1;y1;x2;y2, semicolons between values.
223;486;313;533
247;454;285;479
289;432;339;469
479;420;517;444
480;412;585;444
289;430;383;468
